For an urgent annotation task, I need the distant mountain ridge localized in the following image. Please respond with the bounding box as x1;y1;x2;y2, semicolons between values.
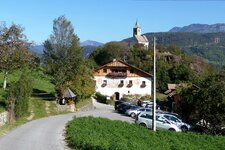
29;40;103;58
29;45;44;54
80;40;103;47
169;23;225;33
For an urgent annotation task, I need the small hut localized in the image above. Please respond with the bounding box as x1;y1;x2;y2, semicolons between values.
59;88;76;105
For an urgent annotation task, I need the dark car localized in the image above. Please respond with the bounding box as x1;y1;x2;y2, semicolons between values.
117;103;136;114
115;100;126;110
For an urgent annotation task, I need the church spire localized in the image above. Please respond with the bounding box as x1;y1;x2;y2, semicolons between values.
134;20;140;28
133;20;141;37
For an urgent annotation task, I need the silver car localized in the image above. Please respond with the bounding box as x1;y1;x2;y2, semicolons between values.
126;107;152;118
135;112;181;132
159;113;191;132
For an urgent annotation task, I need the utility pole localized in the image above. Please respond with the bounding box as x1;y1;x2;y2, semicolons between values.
152;37;156;131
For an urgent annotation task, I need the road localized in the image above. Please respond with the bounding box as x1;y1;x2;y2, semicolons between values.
0;100;134;150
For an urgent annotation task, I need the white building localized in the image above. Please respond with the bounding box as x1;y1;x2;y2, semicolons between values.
132;21;149;48
94;59;152;100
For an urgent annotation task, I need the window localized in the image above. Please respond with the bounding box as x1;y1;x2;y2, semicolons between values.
140;81;146;88
127;80;133;88
141;114;153;119
118;80;124;87
146;109;151;112
101;80;107;87
103;68;107;73
146;114;153;119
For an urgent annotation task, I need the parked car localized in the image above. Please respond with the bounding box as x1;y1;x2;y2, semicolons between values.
135;112;181;132
145;103;161;110
159;113;191;132
114;100;126;110
126;107;152;118
117;102;136;114
139;100;153;107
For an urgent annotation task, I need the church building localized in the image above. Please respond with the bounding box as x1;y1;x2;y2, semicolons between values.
132;21;149;48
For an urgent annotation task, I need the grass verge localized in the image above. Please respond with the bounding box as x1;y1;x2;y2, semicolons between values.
66;117;225;150
76;98;92;109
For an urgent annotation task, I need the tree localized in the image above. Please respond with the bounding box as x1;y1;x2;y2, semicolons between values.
178;72;225;134
70;62;95;99
43;16;94;98
43;16;83;92
90;42;129;66
0;23;35;89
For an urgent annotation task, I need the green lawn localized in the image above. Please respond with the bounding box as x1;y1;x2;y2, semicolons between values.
66;117;225;150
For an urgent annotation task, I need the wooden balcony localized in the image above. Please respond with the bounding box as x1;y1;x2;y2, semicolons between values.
106;72;127;78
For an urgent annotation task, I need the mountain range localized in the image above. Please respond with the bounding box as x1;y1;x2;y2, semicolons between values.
169;23;225;33
29;40;103;58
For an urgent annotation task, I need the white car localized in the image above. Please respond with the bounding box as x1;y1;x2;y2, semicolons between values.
140;100;153;107
135;112;181;132
125;107;152;118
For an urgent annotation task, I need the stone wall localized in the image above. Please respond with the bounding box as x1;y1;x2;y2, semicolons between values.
0;111;8;126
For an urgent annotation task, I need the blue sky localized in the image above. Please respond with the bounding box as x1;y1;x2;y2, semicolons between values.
1;0;225;44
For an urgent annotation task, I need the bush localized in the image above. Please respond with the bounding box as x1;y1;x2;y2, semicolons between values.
7;73;33;119
66;117;225;150
95;92;107;104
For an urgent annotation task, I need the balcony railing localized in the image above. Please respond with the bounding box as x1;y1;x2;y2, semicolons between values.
106;72;127;78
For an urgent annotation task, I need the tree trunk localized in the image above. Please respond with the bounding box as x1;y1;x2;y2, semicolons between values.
7;95;16;123
3;71;8;90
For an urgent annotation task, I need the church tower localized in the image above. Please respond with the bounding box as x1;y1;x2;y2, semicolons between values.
133;21;141;37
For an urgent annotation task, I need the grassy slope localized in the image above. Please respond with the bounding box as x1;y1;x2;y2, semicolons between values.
0;69;57;135
66;117;225;150
0;68;93;136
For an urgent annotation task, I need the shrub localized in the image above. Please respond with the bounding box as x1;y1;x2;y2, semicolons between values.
7;73;33;119
95;92;107;104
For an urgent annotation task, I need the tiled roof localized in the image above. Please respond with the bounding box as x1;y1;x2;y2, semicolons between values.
135;35;148;43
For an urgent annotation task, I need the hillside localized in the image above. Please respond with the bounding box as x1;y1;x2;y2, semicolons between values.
123;32;225;69
169;23;225;33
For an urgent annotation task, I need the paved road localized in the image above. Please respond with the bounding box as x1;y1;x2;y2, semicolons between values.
0;100;134;150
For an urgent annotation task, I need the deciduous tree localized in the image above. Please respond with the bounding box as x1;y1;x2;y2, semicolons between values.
43;16;94;98
0;23;35;89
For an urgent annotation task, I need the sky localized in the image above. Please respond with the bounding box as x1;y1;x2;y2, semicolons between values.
1;0;225;45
